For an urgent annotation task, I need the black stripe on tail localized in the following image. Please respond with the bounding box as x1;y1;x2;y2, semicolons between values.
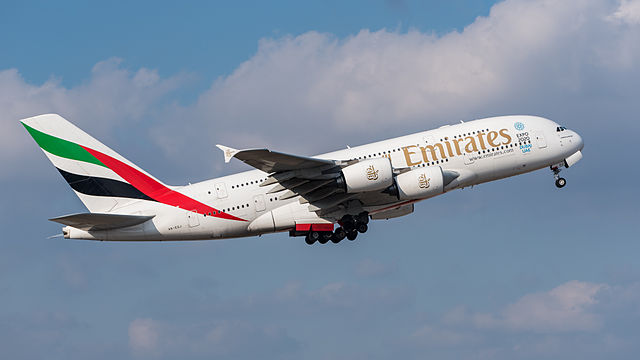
56;168;155;201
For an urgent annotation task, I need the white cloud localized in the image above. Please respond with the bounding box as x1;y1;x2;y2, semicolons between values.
148;0;640;165
408;280;640;357
475;281;607;332
609;0;640;24
128;318;161;356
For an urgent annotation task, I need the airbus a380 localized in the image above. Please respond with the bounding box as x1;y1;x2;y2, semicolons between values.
21;114;583;244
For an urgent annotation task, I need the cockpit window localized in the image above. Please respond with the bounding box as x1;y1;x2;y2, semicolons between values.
556;126;567;132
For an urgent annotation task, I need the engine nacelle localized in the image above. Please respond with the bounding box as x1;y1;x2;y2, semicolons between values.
340;158;393;193
394;166;446;200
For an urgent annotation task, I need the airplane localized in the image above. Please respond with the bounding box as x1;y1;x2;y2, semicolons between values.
21;113;583;244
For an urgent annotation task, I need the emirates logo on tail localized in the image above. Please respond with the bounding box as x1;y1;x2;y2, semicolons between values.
366;165;379;180
418;173;430;189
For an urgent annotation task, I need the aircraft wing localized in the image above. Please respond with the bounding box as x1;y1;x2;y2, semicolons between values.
50;213;155;231
217;144;361;214
216;145;337;173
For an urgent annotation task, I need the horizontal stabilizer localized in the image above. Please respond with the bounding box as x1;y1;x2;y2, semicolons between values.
49;213;155;231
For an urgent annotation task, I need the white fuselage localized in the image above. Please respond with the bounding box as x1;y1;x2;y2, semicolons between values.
64;115;583;241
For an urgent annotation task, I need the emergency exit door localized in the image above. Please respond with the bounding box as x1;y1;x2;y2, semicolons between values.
254;195;266;212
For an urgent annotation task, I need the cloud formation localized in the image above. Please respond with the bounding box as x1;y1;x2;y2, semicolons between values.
5;0;640;178
0;58;186;179
408;280;640;358
474;280;607;332
609;0;640;24
157;0;639;157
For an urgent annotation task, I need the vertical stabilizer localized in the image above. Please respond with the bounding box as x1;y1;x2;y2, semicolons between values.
21;114;166;213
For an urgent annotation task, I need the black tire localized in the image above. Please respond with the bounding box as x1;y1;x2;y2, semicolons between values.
341;216;355;231
356;212;369;225
555;177;566;188
334;227;346;241
305;234;315;245
356;223;368;233
346;230;358;241
330;234;341;244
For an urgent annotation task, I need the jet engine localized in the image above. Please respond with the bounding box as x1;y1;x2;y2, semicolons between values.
391;166;458;200
338;158;393;193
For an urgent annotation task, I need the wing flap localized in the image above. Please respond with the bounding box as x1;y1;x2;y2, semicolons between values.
49;213;155;231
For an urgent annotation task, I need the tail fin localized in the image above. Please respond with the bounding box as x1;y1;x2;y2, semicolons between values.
21;114;167;213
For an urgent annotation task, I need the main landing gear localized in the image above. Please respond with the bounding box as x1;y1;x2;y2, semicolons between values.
551;165;566;188
304;212;369;245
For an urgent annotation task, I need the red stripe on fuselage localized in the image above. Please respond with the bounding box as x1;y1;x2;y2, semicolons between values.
81;146;247;222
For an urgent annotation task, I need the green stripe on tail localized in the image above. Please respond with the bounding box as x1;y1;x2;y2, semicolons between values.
22;123;106;168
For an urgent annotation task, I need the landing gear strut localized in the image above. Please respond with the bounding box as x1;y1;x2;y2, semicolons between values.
551;165;567;188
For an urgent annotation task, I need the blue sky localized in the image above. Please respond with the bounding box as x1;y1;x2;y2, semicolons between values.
2;0;640;359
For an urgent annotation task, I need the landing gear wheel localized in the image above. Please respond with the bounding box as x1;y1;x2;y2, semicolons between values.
555;177;566;188
356;212;369;225
341;215;355;231
334;227;346;241
318;233;330;244
346;230;358;241
356;223;368;234
305;234;316;245
330;234;342;244
309;231;322;244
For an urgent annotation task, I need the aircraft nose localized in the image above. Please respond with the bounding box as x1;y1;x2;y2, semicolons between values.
575;132;584;151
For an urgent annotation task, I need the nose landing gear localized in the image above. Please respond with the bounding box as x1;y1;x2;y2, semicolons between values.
551;165;567;188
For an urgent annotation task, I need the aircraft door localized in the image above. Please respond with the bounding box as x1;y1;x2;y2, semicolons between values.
215;183;228;198
187;211;200;227
254;194;266;212
532;130;547;148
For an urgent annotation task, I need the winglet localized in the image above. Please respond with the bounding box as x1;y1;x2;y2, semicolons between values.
216;144;240;163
